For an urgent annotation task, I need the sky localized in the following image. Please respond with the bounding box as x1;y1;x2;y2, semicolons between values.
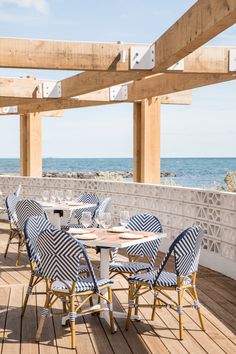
0;0;235;158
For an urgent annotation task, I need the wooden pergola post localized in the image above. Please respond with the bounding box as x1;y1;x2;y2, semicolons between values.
133;97;161;184
20;112;42;177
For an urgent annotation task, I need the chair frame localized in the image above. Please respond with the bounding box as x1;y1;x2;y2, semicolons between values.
126;226;205;339
4;192;23;266
109;214;162;291
34;227;115;349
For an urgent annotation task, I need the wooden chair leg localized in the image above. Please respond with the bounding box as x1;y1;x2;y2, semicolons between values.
22;272;35;317
191;287;205;331
70;295;76;349
35;292;51;342
108;286;115;334
4;230;14;258
151;291;158;321
125;283;134;330
177;288;184;340
134;289;139;316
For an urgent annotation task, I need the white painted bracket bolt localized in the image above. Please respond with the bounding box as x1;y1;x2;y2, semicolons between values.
229;49;236;71
2;106;18;114
130;45;155;70
42;81;62;98
109;85;128;101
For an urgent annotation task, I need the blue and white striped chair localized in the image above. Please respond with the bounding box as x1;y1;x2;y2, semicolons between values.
63;193;99;229
126;225;205;339
109;214;162;282
4;191;21;265
64;196;111;230
34;227;115;349
15;200;52;315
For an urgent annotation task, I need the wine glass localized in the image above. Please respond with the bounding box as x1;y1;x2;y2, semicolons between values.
120;210;129;228
57;190;64;204
80;211;92;228
95;209;103;228
42;190;49;202
100;212;112;231
65;189;73;202
50;190;57;203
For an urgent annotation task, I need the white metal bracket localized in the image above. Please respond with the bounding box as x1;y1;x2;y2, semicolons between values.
130;45;155;70
109;85;128;101
229;49;236;71
2;106;18;114
42;81;62;98
168;59;185;71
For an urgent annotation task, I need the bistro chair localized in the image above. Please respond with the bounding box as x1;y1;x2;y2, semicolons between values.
125;225;205;340
22;214;54;316
35;227;115;349
109;214;162;293
62;193;99;229
4;191;21;265
64;196;111;230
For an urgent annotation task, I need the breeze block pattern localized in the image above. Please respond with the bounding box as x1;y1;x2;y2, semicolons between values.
0;175;235;279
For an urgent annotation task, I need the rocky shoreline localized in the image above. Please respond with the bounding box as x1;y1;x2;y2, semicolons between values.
42;171;176;180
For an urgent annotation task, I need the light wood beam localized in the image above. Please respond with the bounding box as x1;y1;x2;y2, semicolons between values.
128;73;236;101
0;38;148;71
20;113;42;177
134;98;161;184
0;91;192;115
153;0;236;72
60;0;236;97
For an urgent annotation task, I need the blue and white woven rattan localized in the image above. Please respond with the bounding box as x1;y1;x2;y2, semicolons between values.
4;191;21;265
62;193;99;229
34;226;115;349
109;214;162;283
64;196;111;230
125;225;205;339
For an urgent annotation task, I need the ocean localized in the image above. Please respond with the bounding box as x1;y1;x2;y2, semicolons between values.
0;157;235;189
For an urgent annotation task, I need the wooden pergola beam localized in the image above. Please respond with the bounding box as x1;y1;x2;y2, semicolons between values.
0;38;149;71
128;73;236;101
0;91;192;114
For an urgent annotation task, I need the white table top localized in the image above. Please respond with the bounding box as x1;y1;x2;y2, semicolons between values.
71;228;167;249
40;201;96;211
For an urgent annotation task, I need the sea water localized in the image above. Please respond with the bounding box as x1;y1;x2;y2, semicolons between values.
0;157;235;189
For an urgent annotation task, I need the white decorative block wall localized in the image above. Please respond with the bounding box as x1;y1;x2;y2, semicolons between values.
0;176;235;279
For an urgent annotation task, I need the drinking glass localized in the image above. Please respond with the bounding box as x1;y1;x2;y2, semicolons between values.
65;189;73;202
42;190;49;202
120;210;129;227
57;190;64;204
50;190;57;203
100;212;112;230
80;211;92;228
95;209;103;227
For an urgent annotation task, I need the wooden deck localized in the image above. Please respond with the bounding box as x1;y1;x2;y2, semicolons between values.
0;222;236;354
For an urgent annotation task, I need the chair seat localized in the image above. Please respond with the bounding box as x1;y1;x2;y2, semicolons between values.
61;223;86;230
52;277;113;293
109;261;151;273
33;264;89;276
129;271;192;288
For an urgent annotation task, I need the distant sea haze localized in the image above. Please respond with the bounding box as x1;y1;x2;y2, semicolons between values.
0;157;235;189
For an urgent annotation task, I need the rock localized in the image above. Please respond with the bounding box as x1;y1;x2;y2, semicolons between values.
43;170;176;180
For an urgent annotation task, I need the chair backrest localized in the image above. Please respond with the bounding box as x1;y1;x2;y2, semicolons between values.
37;228;100;292
92;197;111;227
16;199;48;231
73;193;99;221
24;215;54;263
126;214;163;269
5;192;20;225
153;225;203;285
77;193;99;204
15;184;21;197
